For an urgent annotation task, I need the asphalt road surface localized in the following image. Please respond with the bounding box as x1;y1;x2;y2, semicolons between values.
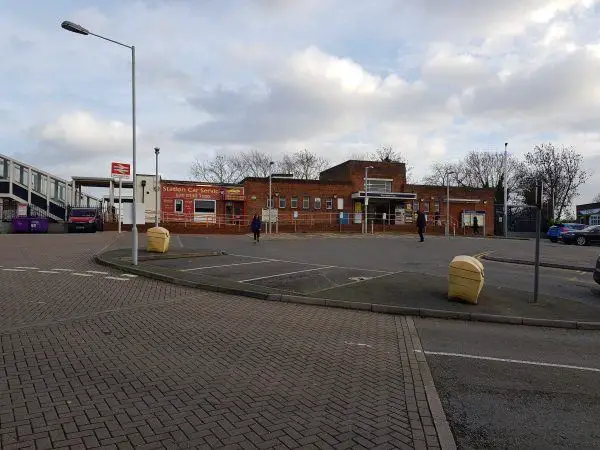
415;317;600;449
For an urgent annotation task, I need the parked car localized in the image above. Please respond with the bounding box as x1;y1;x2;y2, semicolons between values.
68;207;103;233
594;255;600;285
560;225;600;246
547;223;586;242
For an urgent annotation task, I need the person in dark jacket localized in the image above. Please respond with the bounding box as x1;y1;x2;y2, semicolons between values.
473;216;479;235
416;210;426;242
251;214;262;243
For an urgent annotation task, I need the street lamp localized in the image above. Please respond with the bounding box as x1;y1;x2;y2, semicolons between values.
61;20;139;266
446;170;456;238
268;161;274;234
503;142;508;237
154;147;160;228
364;166;374;234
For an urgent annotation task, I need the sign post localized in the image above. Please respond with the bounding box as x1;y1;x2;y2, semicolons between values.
533;180;543;303
111;162;131;234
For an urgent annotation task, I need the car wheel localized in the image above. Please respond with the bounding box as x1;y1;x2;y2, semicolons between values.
576;236;587;246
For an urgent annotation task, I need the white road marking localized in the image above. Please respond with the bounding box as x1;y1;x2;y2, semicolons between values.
238;266;335;283
308;272;398;294
38;270;60;274
228;253;390;273
2;268;26;272
15;266;39;270
72;273;94;277
416;350;600;373
105;276;129;281
176;235;183;248
180;260;275;272
120;274;138;278
345;341;373;348
86;270;108;275
52;269;73;272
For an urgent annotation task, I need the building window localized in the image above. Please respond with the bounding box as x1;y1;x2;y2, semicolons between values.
423;201;430;213
303;196;310;209
174;199;184;213
591;215;600;226
412;201;419;212
366;179;392;193
266;198;273;208
434;201;440;212
314;197;322;209
194;199;215;213
279;197;286;208
326;198;333;210
291;196;298;208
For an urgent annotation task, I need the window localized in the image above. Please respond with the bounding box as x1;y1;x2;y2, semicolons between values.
423;201;430;213
434;202;440;212
174;199;184;213
291;196;298;208
590;216;600;226
412;201;419;212
326;198;333;210
314;197;322;209
279;197;286;208
366;179;392;193
266;198;273;208
194;199;215;213
303;196;310;209
337;198;344;210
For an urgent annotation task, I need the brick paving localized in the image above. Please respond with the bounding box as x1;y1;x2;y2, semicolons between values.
0;232;450;449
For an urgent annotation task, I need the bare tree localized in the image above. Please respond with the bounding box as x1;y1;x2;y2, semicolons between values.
422;162;465;186
239;149;273;178
518;143;590;219
592;193;600;203
275;149;328;179
190;153;242;184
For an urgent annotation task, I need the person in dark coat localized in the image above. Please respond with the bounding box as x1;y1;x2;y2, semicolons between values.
473;216;479;235
251;214;262;243
416;210;426;242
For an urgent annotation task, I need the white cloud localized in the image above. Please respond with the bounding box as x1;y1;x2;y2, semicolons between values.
0;0;598;207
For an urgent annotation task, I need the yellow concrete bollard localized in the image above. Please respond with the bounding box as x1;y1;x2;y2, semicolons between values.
147;227;171;253
448;255;484;304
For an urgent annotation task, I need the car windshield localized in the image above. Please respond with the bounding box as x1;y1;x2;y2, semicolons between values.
582;225;599;232
70;209;96;217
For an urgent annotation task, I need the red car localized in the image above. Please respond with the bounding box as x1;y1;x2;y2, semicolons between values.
68;207;104;233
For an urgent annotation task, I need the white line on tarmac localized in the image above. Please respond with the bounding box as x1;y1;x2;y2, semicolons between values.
52;269;73;272
416;350;600;373
38;270;59;274
228;253;391;273
239;266;335;283
86;270;108;275
307;271;399;294
72;273;94;277
121;274;138;278
2;268;26;272
180;260;275;272
176;235;183;248
15;266;39;270
105;276;129;281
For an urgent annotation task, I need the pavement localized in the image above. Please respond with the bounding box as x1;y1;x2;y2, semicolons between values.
415;317;600;449
96;233;600;328
0;232;454;449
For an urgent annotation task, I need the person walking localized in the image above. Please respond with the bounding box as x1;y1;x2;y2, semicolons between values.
251;214;262;243
416;209;426;242
473;216;479;235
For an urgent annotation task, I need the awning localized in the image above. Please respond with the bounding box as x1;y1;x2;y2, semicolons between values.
352;191;417;200
579;208;600;215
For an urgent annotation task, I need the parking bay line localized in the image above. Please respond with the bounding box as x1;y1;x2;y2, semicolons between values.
180;260;276;272
238;266;335;283
307;271;399;294
228;253;391;273
416;350;600;373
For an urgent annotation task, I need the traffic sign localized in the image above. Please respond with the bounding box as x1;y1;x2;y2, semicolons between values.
111;162;131;179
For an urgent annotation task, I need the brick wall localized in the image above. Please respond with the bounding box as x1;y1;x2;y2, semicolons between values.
320;160;406;192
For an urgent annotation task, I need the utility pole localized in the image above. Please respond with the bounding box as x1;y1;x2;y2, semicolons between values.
503;142;508;237
154;147;160;227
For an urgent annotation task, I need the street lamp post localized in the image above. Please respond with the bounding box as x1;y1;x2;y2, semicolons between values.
61;20;138;266
446;171;455;238
503;142;508;237
268;161;274;234
154;147;160;228
364;166;373;234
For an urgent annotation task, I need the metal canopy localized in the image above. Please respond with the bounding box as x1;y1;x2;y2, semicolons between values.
71;176;133;188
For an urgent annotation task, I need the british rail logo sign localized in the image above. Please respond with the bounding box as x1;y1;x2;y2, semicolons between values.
111;162;131;179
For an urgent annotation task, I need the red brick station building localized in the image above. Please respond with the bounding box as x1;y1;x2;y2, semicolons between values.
139;160;494;236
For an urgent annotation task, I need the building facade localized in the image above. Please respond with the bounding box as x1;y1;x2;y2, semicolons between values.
242;160;495;234
576;202;600;225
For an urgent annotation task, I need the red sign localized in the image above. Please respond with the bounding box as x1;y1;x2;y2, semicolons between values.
111;162;131;178
160;182;245;220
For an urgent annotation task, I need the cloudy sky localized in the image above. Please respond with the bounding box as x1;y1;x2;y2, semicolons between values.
1;0;599;201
